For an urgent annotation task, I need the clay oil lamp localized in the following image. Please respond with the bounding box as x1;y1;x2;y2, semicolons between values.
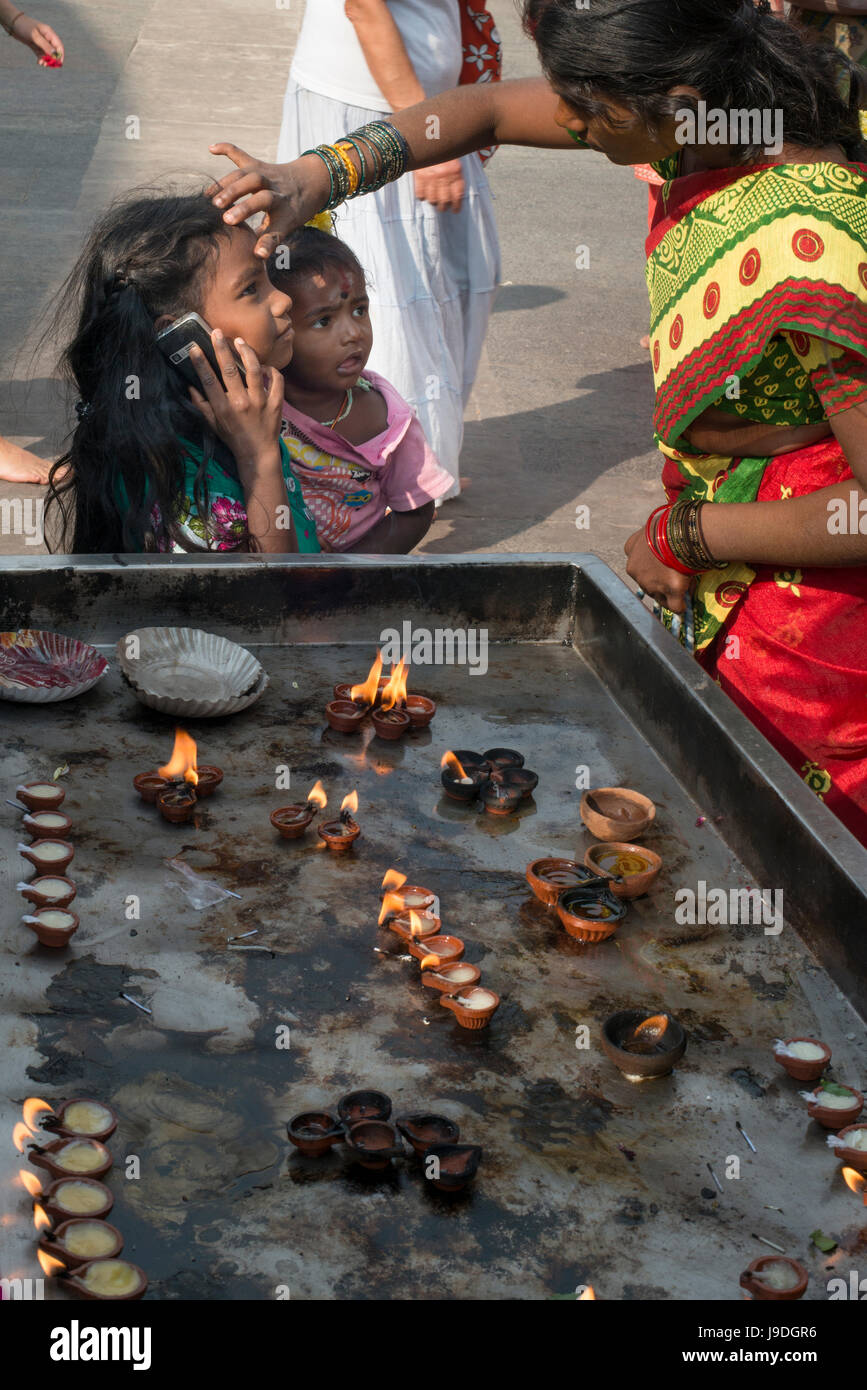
556;884;626;943
27;1136;113;1181
773;1037;831;1082
286;1111;344;1158
380;869;436;915
319;790;361;851
22;908;79;948
481;776;524;816
337;1090;392;1125
37;1176;114;1224
439;985;500;1030
440;750;487;803
16;780;66;813
42;1098;118;1142
388;908;442;945
423;1143;483;1193
526;858;608;908
829;1125;867;1173
154;727;200;823
325;698;368;733
483;748;524;770
334;651;385;708
601;1010;687;1081
396;1114;461;1155
39;1218;124;1270
421;961;481;992
803;1081;863;1130
584;842;662;899
49;1256;148;1301
371;659;411;740
343;1120;404;1171
410;935;465;965
133;771;168;803
18;876;77;911
20;838;74;876
22;809;72;839
580;787;656;842
491;766;538;799
739;1256;808;1301
406;694;436;729
271;780;328;839
195;765;223;798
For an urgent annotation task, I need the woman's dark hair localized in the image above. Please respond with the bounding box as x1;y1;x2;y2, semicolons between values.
47;190;235;553
268;224;365;293
522;0;866;161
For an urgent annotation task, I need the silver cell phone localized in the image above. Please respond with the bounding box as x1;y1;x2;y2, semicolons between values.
156;311;247;390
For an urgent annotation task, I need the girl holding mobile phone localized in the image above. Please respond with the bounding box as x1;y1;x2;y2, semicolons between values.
46;191;319;554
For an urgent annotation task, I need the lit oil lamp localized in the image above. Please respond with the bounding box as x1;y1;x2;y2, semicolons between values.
19;838;74;876
271;780;327;839
379;869;436;915
153;727;200;823
286;1111;344;1157
39;1217;124;1269
842;1167;867;1205
18;876;77;910
830;1126;867;1173
602;1010;687;1081
15;780;66;813
22;908;79;948
584;842;662;898
739;1256;808;1301
35;1175;114;1224
803;1081;863;1130
348;651;385;708
580;787;656;842
422;1143;482;1192
413;936;465;965
319;790;360;851
337;1090;392;1125
773;1037;831;1082
440;750;487;803
23;1135;113;1181
439;986;500;1030
396;1114;460;1154
371;659;411;740
556;884;626;942
328;652;384;728
388;908;442;944
39;1097;118;1142
22;810;72;839
38;1250;148;1300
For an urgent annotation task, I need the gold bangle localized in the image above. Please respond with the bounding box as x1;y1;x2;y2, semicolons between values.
2;9;24;35
333;142;360;197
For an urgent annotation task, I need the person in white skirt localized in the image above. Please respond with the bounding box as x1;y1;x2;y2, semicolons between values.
277;0;501;501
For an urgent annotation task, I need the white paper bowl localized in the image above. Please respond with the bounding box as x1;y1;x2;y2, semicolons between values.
116;627;268;718
0;630;109;703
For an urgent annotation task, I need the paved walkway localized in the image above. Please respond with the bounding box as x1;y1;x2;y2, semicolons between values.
0;0;659;566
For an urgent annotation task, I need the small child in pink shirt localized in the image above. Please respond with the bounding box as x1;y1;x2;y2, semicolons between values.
271;227;453;552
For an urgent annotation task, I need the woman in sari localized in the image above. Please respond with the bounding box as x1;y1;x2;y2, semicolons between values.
205;0;867;844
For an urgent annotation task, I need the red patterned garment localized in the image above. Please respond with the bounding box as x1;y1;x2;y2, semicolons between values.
459;4;502;164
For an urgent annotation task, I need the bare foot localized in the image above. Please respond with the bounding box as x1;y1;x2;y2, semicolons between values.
0;437;57;485
639;334;650;351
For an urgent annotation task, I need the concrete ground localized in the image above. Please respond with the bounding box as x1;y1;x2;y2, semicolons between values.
0;0;657;565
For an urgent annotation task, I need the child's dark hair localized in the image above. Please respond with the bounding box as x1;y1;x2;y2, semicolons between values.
269;225;365;294
522;0;866;161
47;190;235;554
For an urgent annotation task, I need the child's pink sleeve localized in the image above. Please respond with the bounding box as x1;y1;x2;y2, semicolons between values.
381;417;454;511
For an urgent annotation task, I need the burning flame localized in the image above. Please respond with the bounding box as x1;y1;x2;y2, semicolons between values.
37;1250;65;1278
22;1098;53;1130
632;1014;669;1041
18;1169;42;1197
379;658;409;712
12;1122;34;1153
842;1167;866;1200
420;952;441;971
307;780;327;809
158;727;198;786
382;869;407;892
350;651;383;705
378;891;405;926
441;750;469;779
577;1286;597;1300
408;910;424;939
33;1203;51;1233
341;790;359;817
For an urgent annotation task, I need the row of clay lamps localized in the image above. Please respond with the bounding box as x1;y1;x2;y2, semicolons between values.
379;874;500;1028
287;1088;482;1191
15;780;79;948
440;748;538;815
133;764;223;823
326;673;436;740
22;1097;147;1300
271;781;361;852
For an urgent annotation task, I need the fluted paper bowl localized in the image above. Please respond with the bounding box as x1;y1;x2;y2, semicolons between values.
0;631;108;703
117;626;267;717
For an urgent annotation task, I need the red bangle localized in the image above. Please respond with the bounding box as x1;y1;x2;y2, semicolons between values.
644;503;696;576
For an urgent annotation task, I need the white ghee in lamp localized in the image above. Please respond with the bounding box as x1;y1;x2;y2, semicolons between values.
813;1089;858;1110
459;989;497;1011
56;1142;104;1173
55;1182;105;1214
25;783;61;798
81;1260;139;1297
756;1261;800;1292
34;910;75;929
787;1041;826;1060
843;1128;867;1150
402;890;433;907
63;1102;112;1135
64;1222;116;1258
29;812;67;830
441;966;477;984
30;877;71;899
26;841;70;863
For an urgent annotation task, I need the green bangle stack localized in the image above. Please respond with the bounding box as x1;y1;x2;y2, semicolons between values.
302;120;411;212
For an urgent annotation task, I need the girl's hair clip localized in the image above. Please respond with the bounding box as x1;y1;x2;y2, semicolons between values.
75;399;93;421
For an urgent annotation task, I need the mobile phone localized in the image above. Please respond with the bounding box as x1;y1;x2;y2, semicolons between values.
156;311;247;390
